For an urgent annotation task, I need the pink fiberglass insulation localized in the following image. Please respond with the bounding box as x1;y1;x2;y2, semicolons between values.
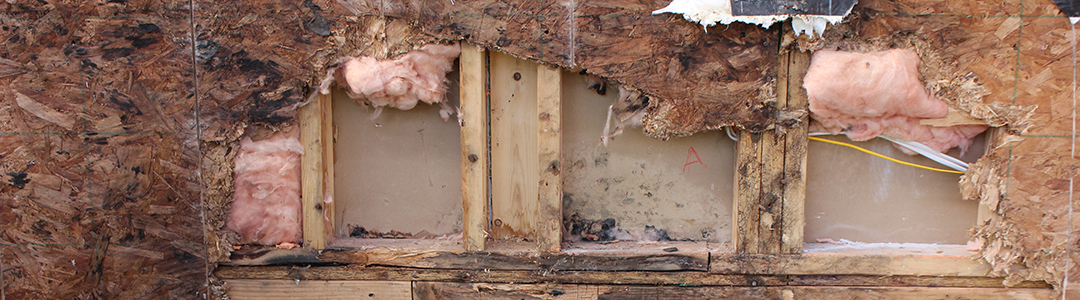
331;43;461;121
227;130;304;245
803;49;988;153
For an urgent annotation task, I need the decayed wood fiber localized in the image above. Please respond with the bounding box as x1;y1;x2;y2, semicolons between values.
794;0;1074;290
341;0;780;138
1;0;206;297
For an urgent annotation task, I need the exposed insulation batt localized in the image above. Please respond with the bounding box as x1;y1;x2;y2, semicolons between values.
326;43;461;120
803;49;987;153
227;130;304;245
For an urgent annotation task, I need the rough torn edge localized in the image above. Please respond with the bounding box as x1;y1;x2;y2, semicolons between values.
795;21;1046;288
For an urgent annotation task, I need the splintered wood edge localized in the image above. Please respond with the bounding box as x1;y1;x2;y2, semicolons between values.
301;91;328;249
780;49;810;254
735;130;763;254
316;241;709;271
920;110;991;127
459;42;489;251
536;65;562;252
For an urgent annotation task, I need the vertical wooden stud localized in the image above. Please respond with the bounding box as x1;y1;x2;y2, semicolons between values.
734;130;763;254
759;49;790;254
321;93;336;246
780;49;810;254
536;65;563;252
489;52;541;241
460;42;489;251
301;93;329;249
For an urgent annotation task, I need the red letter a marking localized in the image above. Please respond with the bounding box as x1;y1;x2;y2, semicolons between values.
683;146;706;172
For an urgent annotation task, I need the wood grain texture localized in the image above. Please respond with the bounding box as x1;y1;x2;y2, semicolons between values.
321;93;336;247
735;130;763;254
412;283;1053;300
318;240;708;271
489;52;541;241
712;245;992;277
780;49;810;254
459;42;489;251
226;280;411;300
300;94;327;249
536;65;563;252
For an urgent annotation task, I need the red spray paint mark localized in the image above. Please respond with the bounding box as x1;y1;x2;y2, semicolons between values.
683;146;706;172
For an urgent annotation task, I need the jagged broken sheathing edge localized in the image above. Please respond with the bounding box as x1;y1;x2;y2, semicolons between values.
797;24;1045;287
652;0;851;37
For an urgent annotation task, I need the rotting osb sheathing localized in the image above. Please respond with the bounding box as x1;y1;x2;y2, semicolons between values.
795;0;1073;289
339;0;783;139
197;1;445;298
0;0;443;298
1;0;205;298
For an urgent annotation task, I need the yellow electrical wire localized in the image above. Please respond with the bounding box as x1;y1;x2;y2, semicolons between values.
807;136;965;174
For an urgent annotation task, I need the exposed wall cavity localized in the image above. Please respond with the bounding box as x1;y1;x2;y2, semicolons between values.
227;130;304;245
322;43;461;121
804;49;988;153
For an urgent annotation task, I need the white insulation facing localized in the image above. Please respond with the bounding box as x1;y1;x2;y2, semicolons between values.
652;0;850;37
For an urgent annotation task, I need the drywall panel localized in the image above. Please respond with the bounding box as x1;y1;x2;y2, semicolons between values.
561;71;735;243
333;86;463;237
805;135;985;244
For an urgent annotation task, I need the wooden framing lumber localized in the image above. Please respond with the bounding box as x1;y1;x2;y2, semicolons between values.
216;266;1051;289
735;130;763;254
780;48;810;254
459;42;490;251
317;240;708;271
489;51;541;241
536;64;563;252
411;283;1053;300
712;244;990;276
300;92;331;249
227;280;411;300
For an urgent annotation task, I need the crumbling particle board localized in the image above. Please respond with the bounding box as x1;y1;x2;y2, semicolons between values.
342;0;781;136
459;42;489;252
226;280;411;300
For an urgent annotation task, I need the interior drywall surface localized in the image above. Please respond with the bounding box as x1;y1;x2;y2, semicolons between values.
332;86;463;237
805;135;985;244
562;71;735;243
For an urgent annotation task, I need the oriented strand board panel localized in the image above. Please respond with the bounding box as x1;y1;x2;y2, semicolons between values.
805;136;984;244
561;71;735;243
338;0;780;137
333;88;463;237
227;280;411;300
